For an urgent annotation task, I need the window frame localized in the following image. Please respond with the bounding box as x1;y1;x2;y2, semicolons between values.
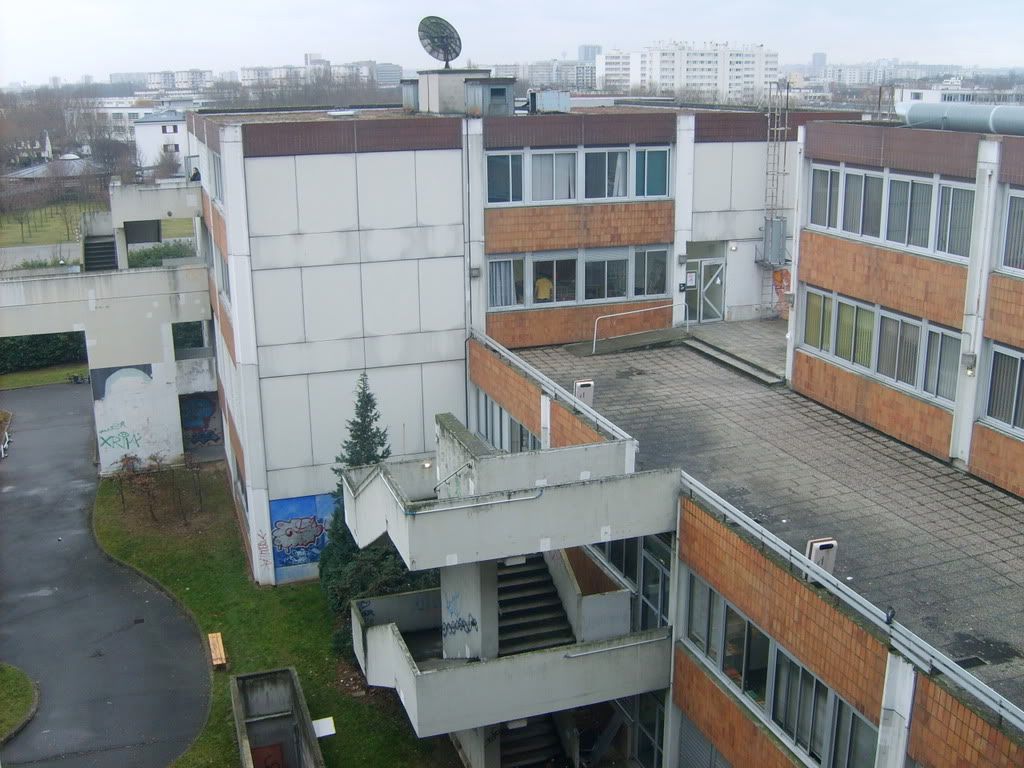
634;248;670;297
486;256;525;309
583;247;630;302
530;150;578;202
635;146;671;197
984;343;1024;436
1000;191;1024;274
486;152;524;205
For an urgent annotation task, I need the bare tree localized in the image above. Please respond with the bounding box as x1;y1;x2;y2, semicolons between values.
113;453;142;513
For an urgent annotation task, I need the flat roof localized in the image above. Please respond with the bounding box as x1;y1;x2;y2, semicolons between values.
521;342;1024;707
192;107;422;125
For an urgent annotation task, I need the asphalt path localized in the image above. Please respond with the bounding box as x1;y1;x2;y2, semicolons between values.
0;384;209;767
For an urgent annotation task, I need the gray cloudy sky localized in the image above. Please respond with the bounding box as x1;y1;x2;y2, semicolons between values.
2;0;1021;84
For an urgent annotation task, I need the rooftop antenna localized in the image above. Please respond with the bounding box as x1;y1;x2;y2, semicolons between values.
418;16;462;69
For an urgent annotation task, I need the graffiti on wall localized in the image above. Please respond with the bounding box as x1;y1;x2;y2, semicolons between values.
98;420;142;450
773;268;792;320
268;494;334;575
441;590;479;638
179;392;224;447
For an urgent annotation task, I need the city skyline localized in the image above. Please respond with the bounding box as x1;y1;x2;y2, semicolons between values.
2;0;1022;85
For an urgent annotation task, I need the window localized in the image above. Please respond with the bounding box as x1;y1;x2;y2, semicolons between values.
803;290;833;352
635;692;665;768
531;152;576;201
634;249;668;296
1004;196;1024;270
164;143;180;153
842;173;883;237
585;150;628;198
886;179;932;248
211;151;224;202
636;149;668;196
584;250;628;300
161;124;179;134
876;314;921;386
810;168;840;228
127;112;139;120
487;154;523;203
488;258;524;307
832;700;878;768
533;256;577;303
834;300;874;367
639;535;671;630
595;537;640;586
923;329;961;402
987;347;1024;430
214;243;230;301
935;185;974;258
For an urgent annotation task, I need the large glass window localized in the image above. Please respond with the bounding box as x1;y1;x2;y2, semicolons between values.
1004;196;1024;270
487;154;523;203
634;249;668;296
636;149;669;196
810;168;840;228
533;257;577;303
886;179;932;248
531;152;576;201
803;291;833;352
923;329;961;402
585;251;629;301
488;258;524;308
935;185;974;258
835;300;874;368
842;173;883;237
832;700;878;768
639;535;672;630
635;692;664;768
876;315;921;386
987;348;1024;430
585;150;628;198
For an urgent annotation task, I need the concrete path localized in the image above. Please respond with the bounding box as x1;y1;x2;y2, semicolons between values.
0;385;209;768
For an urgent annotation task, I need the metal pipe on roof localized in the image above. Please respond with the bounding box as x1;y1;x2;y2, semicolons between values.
897;101;1024;136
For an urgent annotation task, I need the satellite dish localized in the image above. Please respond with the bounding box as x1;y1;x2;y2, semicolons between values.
418;16;462;69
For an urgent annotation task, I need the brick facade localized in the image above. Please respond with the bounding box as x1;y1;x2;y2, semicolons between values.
798;230;968;330
985;272;1024;350
484;201;674;254
487;300;672;348
202;190;228;261
674;647;799;767
791;351;953;459
907;675;1024;768
550;401;603;447
969;423;1024;498
679;496;888;722
468;338;542;436
564;547;618;595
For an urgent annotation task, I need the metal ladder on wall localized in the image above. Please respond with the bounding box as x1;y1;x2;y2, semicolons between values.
757;80;790;319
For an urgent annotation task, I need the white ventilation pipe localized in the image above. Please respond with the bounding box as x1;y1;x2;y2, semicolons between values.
896;102;1024;136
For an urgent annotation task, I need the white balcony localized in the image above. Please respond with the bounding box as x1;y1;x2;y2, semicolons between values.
110;177;202;229
351;589;671;737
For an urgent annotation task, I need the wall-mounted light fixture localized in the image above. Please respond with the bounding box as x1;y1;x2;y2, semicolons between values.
469;267;482;278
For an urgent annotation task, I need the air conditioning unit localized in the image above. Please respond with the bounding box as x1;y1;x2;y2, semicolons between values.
804;537;837;583
574;379;595;407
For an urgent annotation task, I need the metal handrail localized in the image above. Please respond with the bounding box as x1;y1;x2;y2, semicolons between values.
679;470;1024;735
469;330;633;443
592;301;690;355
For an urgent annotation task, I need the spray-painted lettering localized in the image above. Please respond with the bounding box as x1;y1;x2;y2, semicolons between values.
256;530;272;571
441;613;479;637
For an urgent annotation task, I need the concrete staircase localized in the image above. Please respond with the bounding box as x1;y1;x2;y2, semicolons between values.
501;716;567;768
83;235;117;272
498;555;575;656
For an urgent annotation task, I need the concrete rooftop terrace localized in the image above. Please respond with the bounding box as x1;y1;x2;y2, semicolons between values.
520;342;1024;707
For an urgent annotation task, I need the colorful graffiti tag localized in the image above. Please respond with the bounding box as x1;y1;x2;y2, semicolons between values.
98;421;142;450
178;393;224;447
268;494;334;579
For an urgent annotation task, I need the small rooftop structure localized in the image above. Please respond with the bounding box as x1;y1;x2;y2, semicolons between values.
134;109;186;124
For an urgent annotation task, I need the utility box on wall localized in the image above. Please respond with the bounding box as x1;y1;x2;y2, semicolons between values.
574;379;595;407
805;537;838;583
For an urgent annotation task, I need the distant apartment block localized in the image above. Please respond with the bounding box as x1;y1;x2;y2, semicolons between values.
110;72;148;86
241;59;402;88
578;44;603;64
144;70;214;91
597;42;779;102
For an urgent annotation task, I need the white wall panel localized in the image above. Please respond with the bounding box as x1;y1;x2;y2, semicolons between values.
356;152;417;230
367;365;425;456
260;375;313;470
308;369;362;465
359;225;464;262
730;143;768;211
415;150;463;226
258;338;366;378
418;257;465;332
692;144;732;212
296;154;359;233
364;329;464;369
244;157;298;236
301;264;363;341
421;360;467;453
250;232;361;271
361;261;420;336
252;268;304;346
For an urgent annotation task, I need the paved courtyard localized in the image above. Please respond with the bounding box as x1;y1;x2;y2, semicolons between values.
521;343;1024;706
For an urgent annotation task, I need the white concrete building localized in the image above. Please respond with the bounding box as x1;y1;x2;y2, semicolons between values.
133;110;190;169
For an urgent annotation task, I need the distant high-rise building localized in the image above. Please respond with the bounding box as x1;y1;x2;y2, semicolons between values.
811;52;827;75
110;72;148;86
578;45;602;64
81;75;94;85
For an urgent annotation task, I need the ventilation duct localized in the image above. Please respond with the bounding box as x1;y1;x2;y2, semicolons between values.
897;102;1024;137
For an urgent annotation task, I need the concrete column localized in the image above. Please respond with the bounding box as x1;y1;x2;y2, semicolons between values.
453;725;501;768
673;115;696;327
463;118;486;335
874;653;916;768
785;127;810;383
540;394;551;449
441;561;499;661
114;227;129;270
950;138;1001;464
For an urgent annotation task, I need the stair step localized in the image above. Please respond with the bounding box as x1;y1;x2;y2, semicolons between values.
499;620;572;642
498;608;567;628
681;338;785;386
497;561;548;578
502;732;559;757
498;596;563;615
499;633;574;656
501;745;562;767
498;573;550;589
503;720;555;741
498;584;557;601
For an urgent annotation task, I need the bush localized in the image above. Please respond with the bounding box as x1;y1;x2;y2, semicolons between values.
0;332;87;374
127;240;196;268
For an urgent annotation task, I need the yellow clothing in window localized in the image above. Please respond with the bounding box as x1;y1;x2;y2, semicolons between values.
535;276;554;301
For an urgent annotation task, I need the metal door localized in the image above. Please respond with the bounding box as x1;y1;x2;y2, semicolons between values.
700;260;725;323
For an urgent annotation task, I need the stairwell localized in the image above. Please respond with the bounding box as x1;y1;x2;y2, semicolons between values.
83;236;117;272
497;554;575;656
500;716;567;768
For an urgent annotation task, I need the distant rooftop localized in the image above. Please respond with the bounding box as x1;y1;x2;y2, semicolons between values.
134;110;186;123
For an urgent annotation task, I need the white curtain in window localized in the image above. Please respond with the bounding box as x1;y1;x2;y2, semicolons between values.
555;153;576;199
532;155;554;201
488;261;515;307
609;151;627;197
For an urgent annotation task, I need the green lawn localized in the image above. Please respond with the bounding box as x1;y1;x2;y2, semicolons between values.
93;466;455;768
0;662;36;740
162;218;195;239
0;203;104;248
0;363;89;390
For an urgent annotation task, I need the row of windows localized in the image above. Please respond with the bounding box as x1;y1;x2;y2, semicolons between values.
210;151;224;202
474;389;540;453
488;247;670;309
591;534;673;631
801;287;963;404
809;165;975;260
486;146;670;205
686;573;878;767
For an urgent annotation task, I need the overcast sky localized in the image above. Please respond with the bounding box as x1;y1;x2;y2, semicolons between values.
2;0;1021;84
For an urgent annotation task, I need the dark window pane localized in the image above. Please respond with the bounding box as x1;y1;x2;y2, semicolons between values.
743;624;770;706
908;181;932;248
849;715;878;767
585;261;606;300
854;307;875;367
1004;197;1024;270
723;607;745;686
862;176;883;237
988;351;1018;424
636;150;646;196
887;180;910;244
555;259;577;301
607;259;628;297
634;251;647;296
843;174;864;233
877;316;898;378
828;170;840;228
805;292;824;348
585;153;606;198
708;592;723;663
896;321;920;385
811;169;829;226
836;302;855;361
646;250;667;294
772;652;794;734
487;155;510;203
642;150;668;195
510;155;522;201
687;575;709;651
810;680;828;759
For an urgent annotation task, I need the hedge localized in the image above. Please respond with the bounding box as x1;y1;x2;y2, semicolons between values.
0;332;87;374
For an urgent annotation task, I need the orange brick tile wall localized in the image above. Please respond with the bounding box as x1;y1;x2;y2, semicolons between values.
214;291;237;364
202;190;228;261
792;351;953;459
679;496;887;723
484;201;675;254
487;300;672;348
985;273;1024;350
550;401;604;447
798;230;967;329
467;338;542;436
674;647;799;768
217;383;245;484
907;675;1024;768
969;423;1024;498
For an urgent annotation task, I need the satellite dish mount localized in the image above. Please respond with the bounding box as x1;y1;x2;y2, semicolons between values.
418;16;462;69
